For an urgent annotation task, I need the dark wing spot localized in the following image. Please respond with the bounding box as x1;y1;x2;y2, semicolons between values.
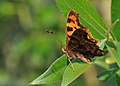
74;27;77;29
67;26;73;31
76;18;80;26
77;22;81;26
67;18;71;23
68;35;71;38
76;18;84;27
67;18;75;23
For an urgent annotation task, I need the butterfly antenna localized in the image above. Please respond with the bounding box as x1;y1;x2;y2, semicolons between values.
46;30;64;46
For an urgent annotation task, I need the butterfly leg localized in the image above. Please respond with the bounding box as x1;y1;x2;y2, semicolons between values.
68;57;74;71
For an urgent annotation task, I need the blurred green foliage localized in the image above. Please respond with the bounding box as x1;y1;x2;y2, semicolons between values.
0;0;65;86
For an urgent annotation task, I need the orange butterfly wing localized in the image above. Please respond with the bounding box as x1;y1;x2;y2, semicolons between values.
66;10;82;44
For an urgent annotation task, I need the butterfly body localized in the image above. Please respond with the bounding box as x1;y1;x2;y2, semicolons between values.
62;10;103;62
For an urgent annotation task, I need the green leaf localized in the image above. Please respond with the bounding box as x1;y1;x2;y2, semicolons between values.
102;69;120;86
116;74;120;86
97;69;117;81
103;77;116;86
106;40;117;50
106;41;120;67
111;0;120;41
30;54;68;85
56;0;108;39
61;62;89;86
98;39;107;49
116;69;120;86
97;71;110;81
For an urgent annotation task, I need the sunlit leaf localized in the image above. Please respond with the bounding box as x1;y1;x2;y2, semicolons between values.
30;55;68;85
116;74;120;86
111;0;120;41
61;62;89;86
97;69;117;81
98;39;107;49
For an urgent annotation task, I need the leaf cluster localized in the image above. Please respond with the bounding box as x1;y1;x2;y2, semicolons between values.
30;0;120;86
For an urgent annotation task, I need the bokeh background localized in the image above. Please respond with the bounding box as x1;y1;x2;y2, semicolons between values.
0;0;111;86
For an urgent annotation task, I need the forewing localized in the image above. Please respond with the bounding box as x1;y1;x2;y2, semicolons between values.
66;10;83;44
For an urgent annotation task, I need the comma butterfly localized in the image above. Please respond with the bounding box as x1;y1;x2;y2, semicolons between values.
62;10;104;63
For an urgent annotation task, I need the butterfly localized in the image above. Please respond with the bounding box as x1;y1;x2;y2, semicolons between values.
62;10;104;63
